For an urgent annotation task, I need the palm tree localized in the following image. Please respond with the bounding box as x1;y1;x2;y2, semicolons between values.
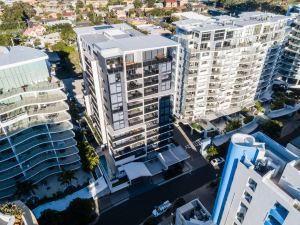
58;170;77;188
14;180;38;198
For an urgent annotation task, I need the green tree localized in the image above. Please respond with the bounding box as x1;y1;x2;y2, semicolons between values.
207;145;219;158
39;209;63;225
60;25;76;44
134;0;143;8
78;141;99;172
58;170;77;188
65;198;96;225
0;34;13;46
76;0;84;9
255;101;263;113
33;38;41;46
14;180;38;198
225;120;242;132
145;0;155;7
260;120;283;139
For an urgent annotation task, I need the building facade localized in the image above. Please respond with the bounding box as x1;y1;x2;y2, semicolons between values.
212;132;300;225
75;24;179;166
278;16;300;90
173;12;288;121
0;46;81;201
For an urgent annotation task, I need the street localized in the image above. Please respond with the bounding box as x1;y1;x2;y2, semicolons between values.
97;164;216;225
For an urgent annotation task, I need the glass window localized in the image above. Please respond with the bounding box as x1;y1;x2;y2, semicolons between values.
201;32;211;41
214;30;225;41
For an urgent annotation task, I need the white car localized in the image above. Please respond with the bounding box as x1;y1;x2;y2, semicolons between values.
152;200;172;217
210;157;225;167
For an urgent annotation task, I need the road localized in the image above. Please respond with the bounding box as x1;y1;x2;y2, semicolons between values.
97;164;216;225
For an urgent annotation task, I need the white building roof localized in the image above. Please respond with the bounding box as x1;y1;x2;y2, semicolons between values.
158;146;190;169
122;162;152;181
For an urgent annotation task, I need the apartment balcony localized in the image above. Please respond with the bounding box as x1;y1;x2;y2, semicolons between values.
5;112;71;137
145;105;158;114
22;151;57;172
128;117;143;127
146;121;159;130
31;166;61;184
144;86;158;96
58;154;81;166
128;109;143;119
10;126;47;147
127;81;143;91
48;122;73;133
14;135;51;155
144;69;159;77
147;132;173;145
145;112;158;122
0;92;66;115
61;161;81;172
128;90;143;101
18;144;54;164
56;147;79;158
53;139;77;150
127;73;142;81
25;160;58;180
209;84;221;89
51;130;75;142
0;149;14;163
27;102;69;117
144;77;159;87
110;128;145;142
0;139;11;152
113;135;145;150
128;101;143;110
0;178;19;191
144;98;158;106
0;158;18;172
0;81;63;101
0;165;22;181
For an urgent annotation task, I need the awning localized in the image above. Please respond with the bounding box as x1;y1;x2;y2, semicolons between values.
158;146;190;169
122;162;152;182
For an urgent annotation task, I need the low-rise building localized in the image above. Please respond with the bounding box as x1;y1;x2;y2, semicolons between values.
165;0;177;8
176;199;215;225
23;25;46;37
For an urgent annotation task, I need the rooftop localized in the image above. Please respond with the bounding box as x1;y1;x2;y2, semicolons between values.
175;11;288;32
0;46;48;69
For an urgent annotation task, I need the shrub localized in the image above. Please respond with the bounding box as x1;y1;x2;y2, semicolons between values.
285;98;296;106
207;145;219;159
260;120;283;139
243;115;254;124
270;100;284;110
78;141;99;172
225;120;242;132
39;209;63;225
191;122;202;131
254;101;263;112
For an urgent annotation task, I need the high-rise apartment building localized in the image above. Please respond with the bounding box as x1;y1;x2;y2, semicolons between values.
173;12;288;121
75;24;179;165
212;132;300;225
278;15;300;90
0;46;81;201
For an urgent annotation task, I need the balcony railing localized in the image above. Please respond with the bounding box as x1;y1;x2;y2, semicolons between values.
144;98;158;106
128;102;143;110
128;91;143;100
128;117;143;126
128;110;143;119
127;82;143;91
0;81;63;101
127;73;142;81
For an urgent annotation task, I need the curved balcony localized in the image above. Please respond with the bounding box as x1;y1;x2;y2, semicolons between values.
0;187;17;200
0;81;63;102
14;135;52;155
53;139;77;150
27;102;69;117
5;112;71;138
0;149;15;163
61;161;81;171
0;92;66;115
18;144;54;164
25;160;59;181
0;158;19;173
51;130;75;142
48;121;73;133
0;139;11;152
31;166;61;184
10;125;48;146
56;147;79;158
0;165;23;182
58;154;81;166
0;178;19;191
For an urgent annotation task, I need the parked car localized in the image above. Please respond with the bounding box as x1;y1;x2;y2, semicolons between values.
210;157;225;167
152;200;172;217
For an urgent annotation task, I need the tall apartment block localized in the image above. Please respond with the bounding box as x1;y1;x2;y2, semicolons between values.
75;24;179;165
0;46;81;201
212;132;300;225
278;15;300;90
173;12;288;121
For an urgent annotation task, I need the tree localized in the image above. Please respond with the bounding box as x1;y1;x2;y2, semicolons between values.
64;198;96;225
78;141;99;172
133;0;143;8
255;101;263;113
39;209;64;225
207;145;219;158
33;38;41;47
14;180;38;198
145;0;155;7
0;34;13;46
225;120;242;132
76;0;84;9
58;170;77;187
260;120;283;139
60;25;76;45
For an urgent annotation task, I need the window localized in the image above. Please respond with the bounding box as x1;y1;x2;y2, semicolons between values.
201;32;211;41
247;178;257;191
200;43;208;50
214;30;225;41
226;31;234;39
194;32;199;38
